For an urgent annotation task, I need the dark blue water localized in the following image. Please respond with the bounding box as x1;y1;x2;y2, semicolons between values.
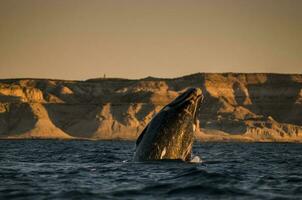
1;141;302;200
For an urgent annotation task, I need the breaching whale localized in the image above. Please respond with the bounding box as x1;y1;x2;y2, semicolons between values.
134;88;203;161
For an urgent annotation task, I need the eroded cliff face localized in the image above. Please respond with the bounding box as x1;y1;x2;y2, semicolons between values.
0;73;301;142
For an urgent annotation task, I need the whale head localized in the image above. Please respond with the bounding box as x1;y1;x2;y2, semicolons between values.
134;88;203;161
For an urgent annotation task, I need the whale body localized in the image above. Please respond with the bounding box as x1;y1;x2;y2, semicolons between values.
134;88;203;161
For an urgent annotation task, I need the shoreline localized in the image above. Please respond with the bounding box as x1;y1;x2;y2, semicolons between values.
1;137;301;144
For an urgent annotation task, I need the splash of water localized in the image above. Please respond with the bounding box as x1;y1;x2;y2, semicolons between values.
190;155;202;163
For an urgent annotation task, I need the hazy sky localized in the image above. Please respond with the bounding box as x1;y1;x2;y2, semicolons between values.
0;0;301;80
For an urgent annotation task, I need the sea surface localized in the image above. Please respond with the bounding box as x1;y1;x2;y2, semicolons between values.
1;140;302;200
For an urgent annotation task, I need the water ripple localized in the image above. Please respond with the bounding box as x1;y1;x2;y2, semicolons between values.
1;141;302;200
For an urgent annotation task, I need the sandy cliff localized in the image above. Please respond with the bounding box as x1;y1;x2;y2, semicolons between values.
0;73;301;142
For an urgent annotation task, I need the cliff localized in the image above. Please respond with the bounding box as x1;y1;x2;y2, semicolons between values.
0;73;301;142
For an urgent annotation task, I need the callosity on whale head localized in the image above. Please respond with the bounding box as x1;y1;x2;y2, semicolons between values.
134;88;203;161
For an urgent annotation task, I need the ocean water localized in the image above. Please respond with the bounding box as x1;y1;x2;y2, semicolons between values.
1;141;302;200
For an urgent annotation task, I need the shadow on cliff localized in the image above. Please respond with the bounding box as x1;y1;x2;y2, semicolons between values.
0;103;37;136
45;104;101;138
246;74;302;125
198;88;248;135
0;94;22;103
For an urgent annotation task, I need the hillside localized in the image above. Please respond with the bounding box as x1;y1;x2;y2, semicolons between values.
0;73;301;142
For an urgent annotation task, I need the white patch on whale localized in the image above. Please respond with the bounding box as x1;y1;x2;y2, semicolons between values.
160;147;167;159
163;106;170;111
195;88;202;96
180;131;184;137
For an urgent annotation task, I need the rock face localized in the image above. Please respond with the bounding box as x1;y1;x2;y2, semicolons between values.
0;73;301;142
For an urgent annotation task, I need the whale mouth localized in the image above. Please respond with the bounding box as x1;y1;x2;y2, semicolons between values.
168;88;202;105
192;92;203;123
164;88;203;124
187;88;202;123
167;88;203;110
